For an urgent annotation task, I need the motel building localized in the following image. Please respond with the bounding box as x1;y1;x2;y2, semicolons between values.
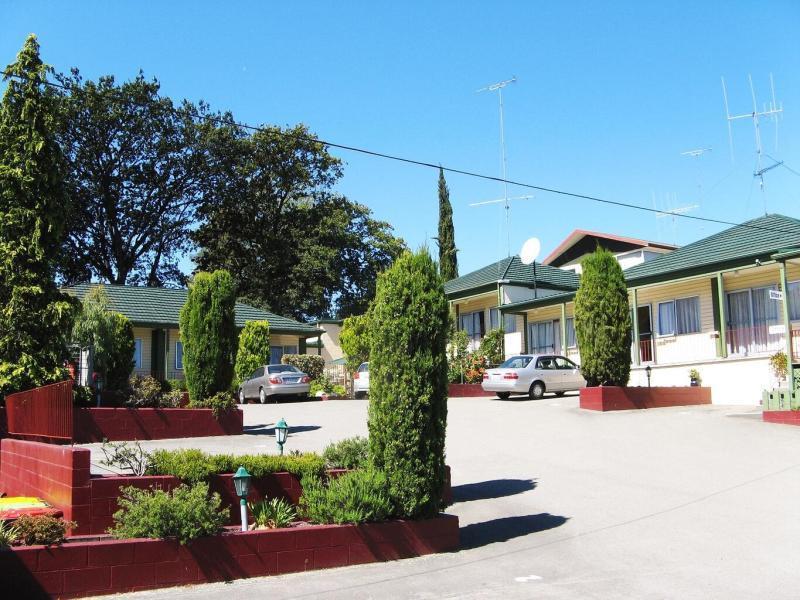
444;214;800;405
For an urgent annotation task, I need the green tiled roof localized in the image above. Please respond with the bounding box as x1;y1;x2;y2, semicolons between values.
624;213;800;285
64;284;318;335
444;256;580;297
499;290;576;313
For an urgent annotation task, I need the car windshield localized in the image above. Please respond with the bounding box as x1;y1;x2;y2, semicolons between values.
358;362;369;372
499;356;533;369
268;365;301;374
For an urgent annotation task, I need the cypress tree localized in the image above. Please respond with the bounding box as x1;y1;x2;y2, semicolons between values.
574;248;632;387
436;168;458;281
234;320;270;387
0;35;78;396
368;249;450;518
179;270;237;401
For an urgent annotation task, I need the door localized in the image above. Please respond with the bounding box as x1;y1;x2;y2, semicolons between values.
555;356;581;389
727;290;751;354
151;329;166;381
637;306;653;363
535;356;562;390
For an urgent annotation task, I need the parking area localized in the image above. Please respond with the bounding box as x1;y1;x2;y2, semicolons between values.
104;395;800;599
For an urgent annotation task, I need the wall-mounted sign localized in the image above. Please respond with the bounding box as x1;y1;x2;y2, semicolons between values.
769;290;784;301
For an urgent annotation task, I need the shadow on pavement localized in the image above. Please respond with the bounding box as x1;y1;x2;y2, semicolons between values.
459;513;569;549
243;424;321;436
452;479;537;503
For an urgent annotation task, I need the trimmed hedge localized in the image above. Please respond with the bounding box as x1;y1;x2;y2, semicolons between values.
281;354;324;381
234;320;270;387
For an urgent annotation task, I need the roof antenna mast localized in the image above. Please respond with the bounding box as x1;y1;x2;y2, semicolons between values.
476;76;517;257
721;74;784;215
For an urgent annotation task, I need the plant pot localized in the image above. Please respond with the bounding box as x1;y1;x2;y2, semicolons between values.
690;378;699;387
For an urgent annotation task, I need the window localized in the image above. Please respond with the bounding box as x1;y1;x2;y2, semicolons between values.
134;339;142;369
268;365;300;374
554;357;576;370
536;356;556;369
565;318;577;348
788;281;800;321
504;314;517;333
528;321;555;354
459;310;485;342
270;346;284;364
175;341;183;370
489;308;500;330
251;367;264;379
657;297;700;336
500;355;532;369
727;286;782;355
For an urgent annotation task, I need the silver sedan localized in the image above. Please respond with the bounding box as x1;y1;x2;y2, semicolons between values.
238;364;311;404
481;354;586;400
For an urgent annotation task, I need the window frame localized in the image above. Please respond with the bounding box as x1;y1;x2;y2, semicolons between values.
175;341;183;370
656;295;701;337
134;338;142;369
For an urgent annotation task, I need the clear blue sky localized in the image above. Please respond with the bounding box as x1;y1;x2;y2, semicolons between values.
3;1;799;276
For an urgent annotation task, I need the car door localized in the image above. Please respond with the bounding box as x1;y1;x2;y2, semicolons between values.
535;356;561;391
246;367;263;398
555;356;583;390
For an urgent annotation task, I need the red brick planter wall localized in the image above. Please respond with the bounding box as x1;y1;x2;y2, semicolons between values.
580;386;712;411
448;384;493;397
73;408;243;442
1;515;460;598
0;439;91;533
762;410;800;426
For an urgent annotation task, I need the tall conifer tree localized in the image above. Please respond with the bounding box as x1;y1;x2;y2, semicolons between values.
0;36;77;396
436;168;458;281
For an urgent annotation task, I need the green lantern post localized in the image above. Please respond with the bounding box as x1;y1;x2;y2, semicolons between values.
232;465;251;532
274;418;289;455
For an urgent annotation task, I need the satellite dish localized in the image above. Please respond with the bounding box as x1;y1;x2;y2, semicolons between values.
519;237;541;265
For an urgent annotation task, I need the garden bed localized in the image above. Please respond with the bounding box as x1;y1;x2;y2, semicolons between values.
1;514;460;598
73;407;243;442
448;384;493;398
762;410;800;426
579;386;712;411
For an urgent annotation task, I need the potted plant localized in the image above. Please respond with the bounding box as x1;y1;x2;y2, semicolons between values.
689;368;701;387
769;351;788;387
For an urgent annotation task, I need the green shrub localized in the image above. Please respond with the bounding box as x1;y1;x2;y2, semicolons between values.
234;320;270;387
126;374;164;407
332;384;347;397
161;389;184;408
447;328;469;383
0;520;19;548
73;385;94;406
110;482;225;544
281;354;324;381
323;436;369;469
249;497;296;529
14;514;74;546
310;375;334;396
340;313;371;372
463;352;488;384
99;440;152;476
574;248;632;387
770;351;788;382
165;378;188;392
188;390;236;417
107;312;136;390
147;448;325;484
179;270;237;403
479;327;504;365
300;469;392;524
368;249;449;519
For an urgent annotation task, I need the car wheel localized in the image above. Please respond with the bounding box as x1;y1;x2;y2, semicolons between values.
238;389;246;404
554;391;566;397
354;391;364;399
259;389;267;404
496;392;511;400
529;381;545;400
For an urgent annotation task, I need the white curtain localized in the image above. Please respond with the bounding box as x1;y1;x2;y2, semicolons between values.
788;281;800;321
675;297;700;334
751;287;780;351
658;301;675;335
727;291;751;354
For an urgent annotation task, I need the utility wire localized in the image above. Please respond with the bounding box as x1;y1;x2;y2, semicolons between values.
3;69;800;238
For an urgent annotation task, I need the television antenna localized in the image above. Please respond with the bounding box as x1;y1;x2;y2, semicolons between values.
721;74;783;214
476;76;517;256
681;147;711;204
654;192;698;244
469;194;534;207
519;237;541;299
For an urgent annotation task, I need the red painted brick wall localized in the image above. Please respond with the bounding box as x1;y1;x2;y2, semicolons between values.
580;386;712;411
448;384;494;397
73;408;243;442
1;515;460;598
763;410;800;426
0;439;91;533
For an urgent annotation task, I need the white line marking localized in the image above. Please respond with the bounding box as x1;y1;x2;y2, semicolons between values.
514;575;543;583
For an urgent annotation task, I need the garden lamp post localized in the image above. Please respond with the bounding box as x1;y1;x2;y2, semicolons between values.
233;465;251;532
645;365;652;388
275;418;289;455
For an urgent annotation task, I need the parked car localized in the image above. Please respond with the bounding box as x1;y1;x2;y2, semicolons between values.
481;354;586;400
353;362;369;399
238;364;311;404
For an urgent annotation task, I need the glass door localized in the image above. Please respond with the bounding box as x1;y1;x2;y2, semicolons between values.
637;305;654;363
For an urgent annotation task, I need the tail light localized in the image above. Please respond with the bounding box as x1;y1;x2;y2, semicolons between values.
269;376;281;384
301;376;310;383
503;372;519;380
483;373;489;380
353;372;360;380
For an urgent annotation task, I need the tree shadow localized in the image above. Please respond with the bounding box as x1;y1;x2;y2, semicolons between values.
460;513;569;549
452;479;536;503
243;424;321;436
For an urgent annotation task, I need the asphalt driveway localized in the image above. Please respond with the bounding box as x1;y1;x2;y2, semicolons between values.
98;395;800;599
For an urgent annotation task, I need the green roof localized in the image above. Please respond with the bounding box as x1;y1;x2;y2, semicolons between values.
444;256;579;298
499;290;576;313
624;213;800;285
64;284;318;335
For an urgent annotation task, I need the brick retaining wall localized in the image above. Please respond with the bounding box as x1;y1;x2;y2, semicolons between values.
73;408;243;442
579;386;712;411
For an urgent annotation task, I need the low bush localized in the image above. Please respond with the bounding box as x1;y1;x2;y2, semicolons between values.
111;482;225;544
463;353;488;384
0;520;19;548
281;354;325;381
479;328;505;366
310;375;334;396
14;515;75;546
300;469;392;525
126;374;165;408
99;440;152;476
332;384;347;397
165;378;188;392
249;497;296;529
188;390;236;417
73;385;94;407
323;436;369;469
160;389;184;408
147;448;325;484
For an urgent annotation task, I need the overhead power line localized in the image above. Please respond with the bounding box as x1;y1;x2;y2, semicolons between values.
2;69;800;238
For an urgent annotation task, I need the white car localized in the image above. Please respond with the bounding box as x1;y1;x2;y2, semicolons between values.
238;364;311;404
481;354;586;400
353;362;369;398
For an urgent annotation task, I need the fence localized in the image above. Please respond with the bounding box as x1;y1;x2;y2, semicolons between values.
324;364;352;394
5;380;74;442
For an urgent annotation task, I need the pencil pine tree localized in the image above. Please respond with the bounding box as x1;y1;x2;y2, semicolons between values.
574;248;632;387
368;249;450;518
436;168;458;282
234;321;270;387
179;270;237;401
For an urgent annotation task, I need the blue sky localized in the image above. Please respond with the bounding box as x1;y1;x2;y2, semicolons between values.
3;1;799;276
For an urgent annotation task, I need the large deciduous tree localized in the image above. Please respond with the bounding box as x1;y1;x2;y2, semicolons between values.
54;70;204;287
574;248;632;387
435;167;458;281
193;123;405;321
0;35;78;396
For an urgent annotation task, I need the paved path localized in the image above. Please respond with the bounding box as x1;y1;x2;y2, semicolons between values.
97;396;800;599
